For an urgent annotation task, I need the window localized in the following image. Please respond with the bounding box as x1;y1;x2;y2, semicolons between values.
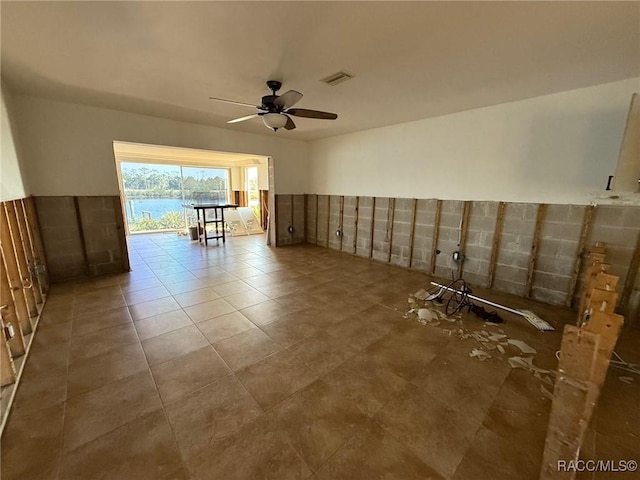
119;162;230;233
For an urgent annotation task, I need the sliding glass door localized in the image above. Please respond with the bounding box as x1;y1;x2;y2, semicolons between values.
120;162;230;234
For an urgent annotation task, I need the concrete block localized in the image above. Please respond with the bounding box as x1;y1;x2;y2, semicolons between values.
534;253;575;277
442;200;463;215
493;277;526;296
593;225;639;248
411;259;429;272
541;221;582;241
531;271;572;293
531;286;567;306
623;206;640;228
463;271;488;288
440;212;462;228
494;263;528;285
501;249;532;269
593;206;625;227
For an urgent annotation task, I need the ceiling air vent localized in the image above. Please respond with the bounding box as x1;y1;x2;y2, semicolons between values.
321;71;353;86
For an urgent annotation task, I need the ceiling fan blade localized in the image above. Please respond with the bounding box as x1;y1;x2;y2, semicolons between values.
210;97;260;109
227;113;260;124
274;90;303;109
286;108;337;120
284;115;296;131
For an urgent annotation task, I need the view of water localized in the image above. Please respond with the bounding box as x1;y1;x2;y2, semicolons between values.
123;198;185;221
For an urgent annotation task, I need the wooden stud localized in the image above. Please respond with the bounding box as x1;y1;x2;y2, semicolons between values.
303;194;308;243
24;197;48;270
457;201;472;277
488;201;506;288
566;205;595;307
2;203;37;317
584;311;624;387
338;196;345;251
540;315;624;480
578;262;612;323
540;326;601;480
430;200;442;275
590;242;607;255
369;197;376;259
526;203;547;298
274;194;280;247
0;331;16;387
0;241;32;336
16;200;38;274
326;195;331;248
353;196;360;255
0;259;26;357
619;229;640;315
408;198;418;268
387;198;396;263
587;288;618;314
23;197;49;292
73;196;90;274
290;194;294;237
13;200;42;304
315;194;319;246
591;272;619;292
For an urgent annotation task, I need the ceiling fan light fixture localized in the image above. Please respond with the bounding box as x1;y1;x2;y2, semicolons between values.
262;113;288;131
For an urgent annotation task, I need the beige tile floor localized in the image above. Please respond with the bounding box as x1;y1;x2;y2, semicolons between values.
2;233;638;479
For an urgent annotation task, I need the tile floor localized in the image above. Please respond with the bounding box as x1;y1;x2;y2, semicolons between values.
1;233;638;479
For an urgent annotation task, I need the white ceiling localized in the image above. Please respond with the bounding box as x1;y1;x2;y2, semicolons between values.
2;1;639;141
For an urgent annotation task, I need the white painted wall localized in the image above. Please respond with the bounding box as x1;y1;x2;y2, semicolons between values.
1;84;29;201
258;162;269;190
309;78;640;204
12;95;308;196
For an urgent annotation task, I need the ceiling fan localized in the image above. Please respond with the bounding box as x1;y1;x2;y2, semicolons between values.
210;80;338;132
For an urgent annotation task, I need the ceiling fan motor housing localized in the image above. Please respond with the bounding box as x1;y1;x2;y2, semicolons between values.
261;95;279;111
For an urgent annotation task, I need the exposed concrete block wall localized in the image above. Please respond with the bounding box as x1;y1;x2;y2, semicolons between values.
532;205;585;305
275;194;305;246
303;194;639;322
34;195;128;282
355;197;374;258
340;196;357;254
411;199;437;272
77;196;126;276
306;194;318;245
35;196;86;282
434;200;464;279
316;195;330;248
462;201;499;287
492;203;537;296
390;198;413;268
371;197;392;263
588;206;640;281
327;195;343;251
581;206;640;321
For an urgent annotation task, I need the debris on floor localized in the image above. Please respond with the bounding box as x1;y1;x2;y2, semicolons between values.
414;288;429;300
619;376;634;384
418;308;435;321
507;356;550;374
507;339;537;355
405;286;556;395
469;348;492;361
